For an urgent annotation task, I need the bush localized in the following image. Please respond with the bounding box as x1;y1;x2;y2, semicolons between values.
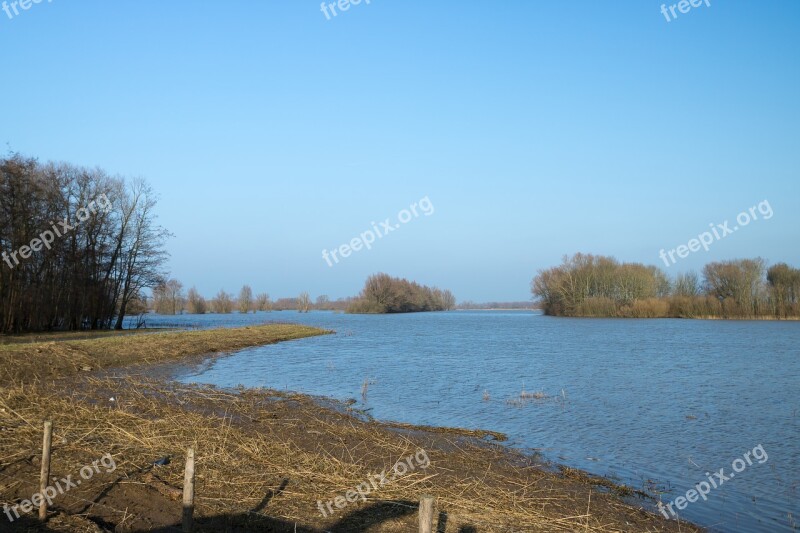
533;254;800;319
347;273;456;314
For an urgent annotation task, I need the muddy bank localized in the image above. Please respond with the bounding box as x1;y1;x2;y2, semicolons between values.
0;325;701;532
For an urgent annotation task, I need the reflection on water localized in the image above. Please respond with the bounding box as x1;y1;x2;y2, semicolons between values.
136;310;800;532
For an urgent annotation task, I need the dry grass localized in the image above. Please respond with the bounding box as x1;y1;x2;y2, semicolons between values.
0;325;700;532
0;377;699;532
0;324;331;385
0;329;159;346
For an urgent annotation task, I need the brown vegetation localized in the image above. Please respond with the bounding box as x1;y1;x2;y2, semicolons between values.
0;154;169;333
211;290;234;314
0;326;697;532
238;285;254;314
347;273;456;314
152;279;185;315
297;292;312;313
532;253;800;319
254;292;271;311
0;324;330;385
186;287;207;314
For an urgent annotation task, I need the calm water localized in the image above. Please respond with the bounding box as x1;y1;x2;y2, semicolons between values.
136;311;800;532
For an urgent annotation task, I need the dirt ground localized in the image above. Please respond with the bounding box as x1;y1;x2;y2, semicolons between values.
0;325;702;532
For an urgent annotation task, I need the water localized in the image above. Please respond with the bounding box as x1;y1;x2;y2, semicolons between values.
135;311;800;532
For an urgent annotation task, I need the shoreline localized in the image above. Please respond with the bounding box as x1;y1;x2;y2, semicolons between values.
540;313;800;321
0;325;701;532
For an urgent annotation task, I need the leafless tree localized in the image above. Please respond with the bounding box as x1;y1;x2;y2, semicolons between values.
703;258;766;316
767;263;800;317
212;290;233;314
315;295;330;310
186;286;207;314
674;271;700;297
153;279;184;315
0;154;169;333
254;293;271;311
297;292;311;313
238;285;254;314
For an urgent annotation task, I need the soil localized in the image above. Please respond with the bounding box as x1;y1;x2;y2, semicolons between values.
0;325;702;532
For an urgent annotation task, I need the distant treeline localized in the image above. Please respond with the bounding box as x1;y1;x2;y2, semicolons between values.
146;275;455;316
148;280;356;315
0;154;169;333
532;253;800;319
347;273;456;314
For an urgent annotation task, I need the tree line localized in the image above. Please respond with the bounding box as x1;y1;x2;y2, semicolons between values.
346;273;456;313
148;280;357;315
0;154;169;333
532;253;800;319
147;275;456;316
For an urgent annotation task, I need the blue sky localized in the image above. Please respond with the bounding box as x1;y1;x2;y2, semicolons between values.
2;1;798;302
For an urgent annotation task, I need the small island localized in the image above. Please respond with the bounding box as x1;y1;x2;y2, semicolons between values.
346;273;456;313
532;253;800;319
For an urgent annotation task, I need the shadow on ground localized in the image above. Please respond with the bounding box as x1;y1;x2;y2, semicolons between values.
6;500;480;532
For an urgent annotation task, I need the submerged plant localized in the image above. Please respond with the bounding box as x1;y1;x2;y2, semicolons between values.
519;389;547;400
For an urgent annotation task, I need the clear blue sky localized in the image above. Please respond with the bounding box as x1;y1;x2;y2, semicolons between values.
2;1;798;302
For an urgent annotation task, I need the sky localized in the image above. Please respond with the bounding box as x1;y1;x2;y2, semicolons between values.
1;0;798;302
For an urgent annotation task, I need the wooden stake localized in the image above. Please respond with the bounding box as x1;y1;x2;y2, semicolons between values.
38;421;53;521
419;495;435;533
182;447;196;533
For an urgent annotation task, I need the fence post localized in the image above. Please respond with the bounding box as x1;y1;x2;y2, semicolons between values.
38;421;53;521
182;446;195;533
419;495;435;533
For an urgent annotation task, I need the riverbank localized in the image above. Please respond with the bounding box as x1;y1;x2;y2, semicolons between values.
0;325;700;532
0;324;330;384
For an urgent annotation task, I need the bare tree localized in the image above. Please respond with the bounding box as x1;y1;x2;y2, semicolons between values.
111;179;171;329
0;155;169;333
674;271;700;297
186;287;207;314
212;290;233;314
273;298;297;311
440;289;457;310
315;295;331;310
767;263;800;316
703;258;766;315
238;285;254;314
297;292;311;313
153;279;184;314
166;279;185;314
254;293;271;311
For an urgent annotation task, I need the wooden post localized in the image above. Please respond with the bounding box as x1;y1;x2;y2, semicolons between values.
182;447;196;533
419;495;435;533
39;421;53;521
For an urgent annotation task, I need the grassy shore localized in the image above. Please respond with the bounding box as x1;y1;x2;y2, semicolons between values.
0;325;700;532
0;324;329;384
